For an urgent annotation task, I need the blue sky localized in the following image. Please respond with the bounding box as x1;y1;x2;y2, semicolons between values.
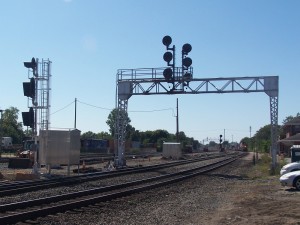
0;0;299;143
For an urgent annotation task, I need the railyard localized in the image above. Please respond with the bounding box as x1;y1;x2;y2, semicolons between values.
1;2;299;224
0;152;298;224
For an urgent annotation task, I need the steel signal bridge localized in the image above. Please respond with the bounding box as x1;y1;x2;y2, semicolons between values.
115;36;278;169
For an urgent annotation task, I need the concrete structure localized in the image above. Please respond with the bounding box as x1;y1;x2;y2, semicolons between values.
163;142;182;159
39;129;81;165
1;137;12;148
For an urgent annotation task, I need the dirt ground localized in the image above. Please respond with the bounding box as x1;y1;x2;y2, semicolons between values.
206;156;300;225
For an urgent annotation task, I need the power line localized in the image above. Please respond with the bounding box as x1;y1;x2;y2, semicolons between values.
77;100;112;111
50;100;75;115
129;108;175;116
78;100;175;116
50;99;176;116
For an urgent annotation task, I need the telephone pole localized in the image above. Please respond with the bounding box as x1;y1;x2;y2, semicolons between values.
74;98;77;129
176;98;179;142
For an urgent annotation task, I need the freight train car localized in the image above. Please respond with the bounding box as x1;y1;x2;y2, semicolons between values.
81;139;110;153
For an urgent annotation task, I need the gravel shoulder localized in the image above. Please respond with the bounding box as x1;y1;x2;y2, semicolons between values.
207;167;300;225
210;179;300;225
194;155;300;225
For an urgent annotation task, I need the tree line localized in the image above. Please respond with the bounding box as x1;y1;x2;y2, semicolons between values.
0;107;199;151
83;109;200;151
240;113;300;153
1;106;298;153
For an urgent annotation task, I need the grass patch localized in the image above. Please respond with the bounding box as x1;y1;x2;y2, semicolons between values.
248;153;287;179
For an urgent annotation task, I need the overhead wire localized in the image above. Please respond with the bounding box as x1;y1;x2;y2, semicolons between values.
129;108;176;117
50;99;175;116
77;100;112;111
50;100;75;115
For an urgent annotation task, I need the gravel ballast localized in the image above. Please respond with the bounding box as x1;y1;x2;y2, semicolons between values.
32;156;254;225
3;154;297;225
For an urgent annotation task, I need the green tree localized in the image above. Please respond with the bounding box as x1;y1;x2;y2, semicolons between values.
23;129;33;137
106;108;132;137
130;129;141;142
177;131;193;150
1;107;24;144
81;131;112;139
81;131;97;139
150;130;170;144
178;131;187;142
97;131;111;139
129;129;200;151
252;124;281;153
282;113;300;124
280;113;300;138
193;140;201;150
240;137;250;148
157;137;168;152
254;125;271;140
223;140;229;148
209;141;217;147
126;124;135;140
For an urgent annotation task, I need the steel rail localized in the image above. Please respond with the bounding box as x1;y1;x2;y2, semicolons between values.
0;153;233;197
0;154;244;224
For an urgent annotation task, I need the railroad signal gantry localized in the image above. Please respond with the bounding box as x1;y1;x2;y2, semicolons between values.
115;36;279;169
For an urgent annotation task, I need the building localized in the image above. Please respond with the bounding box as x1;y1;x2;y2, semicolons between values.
279;117;300;156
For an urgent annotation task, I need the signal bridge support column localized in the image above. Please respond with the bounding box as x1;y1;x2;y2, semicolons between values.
115;81;131;167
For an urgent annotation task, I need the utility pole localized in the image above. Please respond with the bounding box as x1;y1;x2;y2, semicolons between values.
250;125;255;164
250;126;252;150
74;98;77;129
0;109;3;157
176;98;179;142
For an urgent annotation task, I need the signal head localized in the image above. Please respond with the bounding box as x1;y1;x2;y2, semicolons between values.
182;57;192;67
22;77;35;98
162;35;172;47
24;57;37;70
163;52;173;63
182;43;192;54
22;107;34;128
163;68;173;80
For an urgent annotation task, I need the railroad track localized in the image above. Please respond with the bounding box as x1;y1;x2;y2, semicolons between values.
0;152;233;197
79;152;220;164
0;153;243;224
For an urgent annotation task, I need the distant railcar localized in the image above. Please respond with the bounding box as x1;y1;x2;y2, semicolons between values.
81;139;109;153
239;142;248;152
184;145;193;153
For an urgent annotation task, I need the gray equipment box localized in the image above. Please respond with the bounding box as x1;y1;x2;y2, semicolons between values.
39;129;81;165
163;142;182;159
